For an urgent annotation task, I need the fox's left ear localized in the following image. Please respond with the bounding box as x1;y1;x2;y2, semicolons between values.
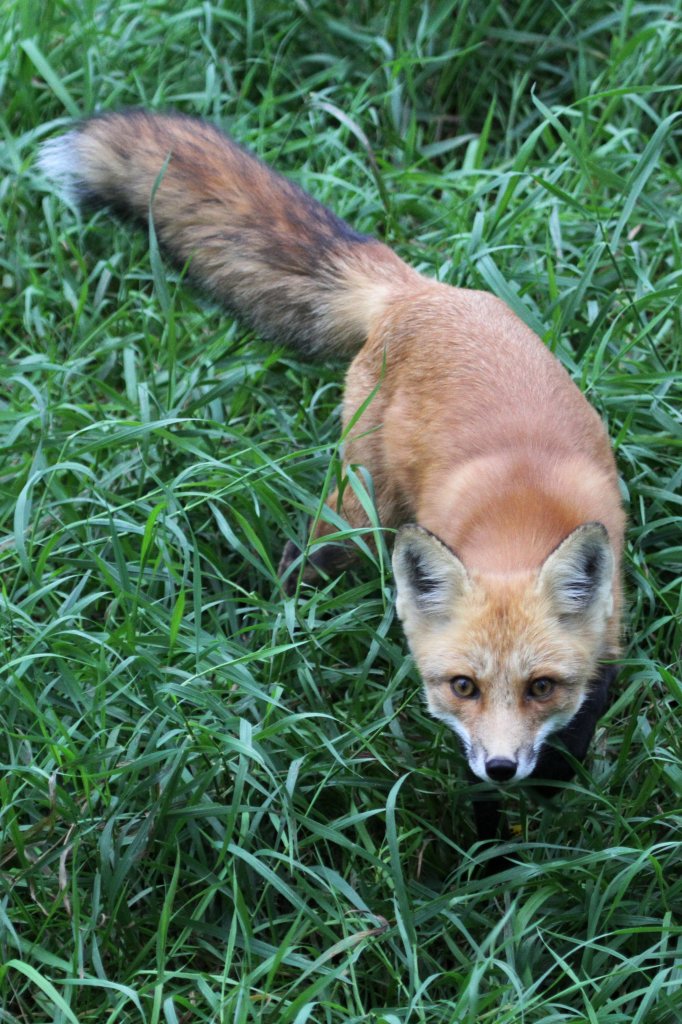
538;522;614;624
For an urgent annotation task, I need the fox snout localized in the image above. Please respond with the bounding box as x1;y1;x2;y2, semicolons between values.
462;727;554;783
458;729;557;782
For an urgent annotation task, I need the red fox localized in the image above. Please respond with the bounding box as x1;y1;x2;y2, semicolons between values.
39;110;625;792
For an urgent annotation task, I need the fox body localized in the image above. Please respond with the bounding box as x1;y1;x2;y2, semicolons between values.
39;110;625;788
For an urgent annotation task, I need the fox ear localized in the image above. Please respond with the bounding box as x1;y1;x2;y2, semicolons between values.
538;523;614;623
392;525;470;621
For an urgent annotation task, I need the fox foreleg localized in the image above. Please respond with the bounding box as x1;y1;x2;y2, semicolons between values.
278;484;370;594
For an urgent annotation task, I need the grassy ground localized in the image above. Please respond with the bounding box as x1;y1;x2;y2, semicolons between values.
1;0;681;1021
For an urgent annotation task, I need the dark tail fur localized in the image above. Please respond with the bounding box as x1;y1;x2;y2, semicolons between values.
38;110;417;355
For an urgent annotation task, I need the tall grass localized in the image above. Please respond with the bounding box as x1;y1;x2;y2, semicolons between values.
1;1;681;1021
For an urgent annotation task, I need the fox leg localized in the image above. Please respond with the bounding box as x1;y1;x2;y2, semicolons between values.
278;483;370;593
279;351;397;592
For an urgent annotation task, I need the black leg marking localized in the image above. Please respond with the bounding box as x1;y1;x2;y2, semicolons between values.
470;784;513;875
278;535;356;595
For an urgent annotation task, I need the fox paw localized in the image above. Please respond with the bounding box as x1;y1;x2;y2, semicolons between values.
278;539;354;595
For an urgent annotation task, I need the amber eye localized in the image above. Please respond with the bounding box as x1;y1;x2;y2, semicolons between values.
450;676;478;699
528;677;555;700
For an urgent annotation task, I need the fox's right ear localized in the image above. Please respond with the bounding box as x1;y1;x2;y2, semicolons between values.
392;525;470;621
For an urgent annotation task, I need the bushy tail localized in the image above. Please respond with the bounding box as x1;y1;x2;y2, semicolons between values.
38;110;418;356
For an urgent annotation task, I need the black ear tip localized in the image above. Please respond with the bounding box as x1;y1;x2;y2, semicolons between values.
394;524;427;550
583;521;608;536
393;526;434;575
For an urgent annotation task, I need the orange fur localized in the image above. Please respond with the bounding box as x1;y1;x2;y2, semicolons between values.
344;286;623;625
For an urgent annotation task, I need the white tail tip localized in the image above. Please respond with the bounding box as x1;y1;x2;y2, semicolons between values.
37;131;83;203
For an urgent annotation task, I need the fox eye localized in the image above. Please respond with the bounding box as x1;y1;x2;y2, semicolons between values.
528;677;555;700
450;676;478;699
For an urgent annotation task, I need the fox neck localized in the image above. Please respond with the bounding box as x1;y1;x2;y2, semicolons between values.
417;449;621;575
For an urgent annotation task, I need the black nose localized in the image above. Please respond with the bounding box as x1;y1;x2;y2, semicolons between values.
485;758;517;782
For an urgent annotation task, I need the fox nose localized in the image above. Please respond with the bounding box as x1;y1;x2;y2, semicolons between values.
485;758;518;782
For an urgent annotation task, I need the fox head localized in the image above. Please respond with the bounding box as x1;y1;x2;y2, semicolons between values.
392;523;615;783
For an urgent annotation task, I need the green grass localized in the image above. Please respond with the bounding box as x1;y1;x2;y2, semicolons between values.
1;0;681;1021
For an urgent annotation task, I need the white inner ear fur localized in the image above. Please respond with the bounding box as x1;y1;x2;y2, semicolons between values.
392;525;470;621
538;522;614;623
